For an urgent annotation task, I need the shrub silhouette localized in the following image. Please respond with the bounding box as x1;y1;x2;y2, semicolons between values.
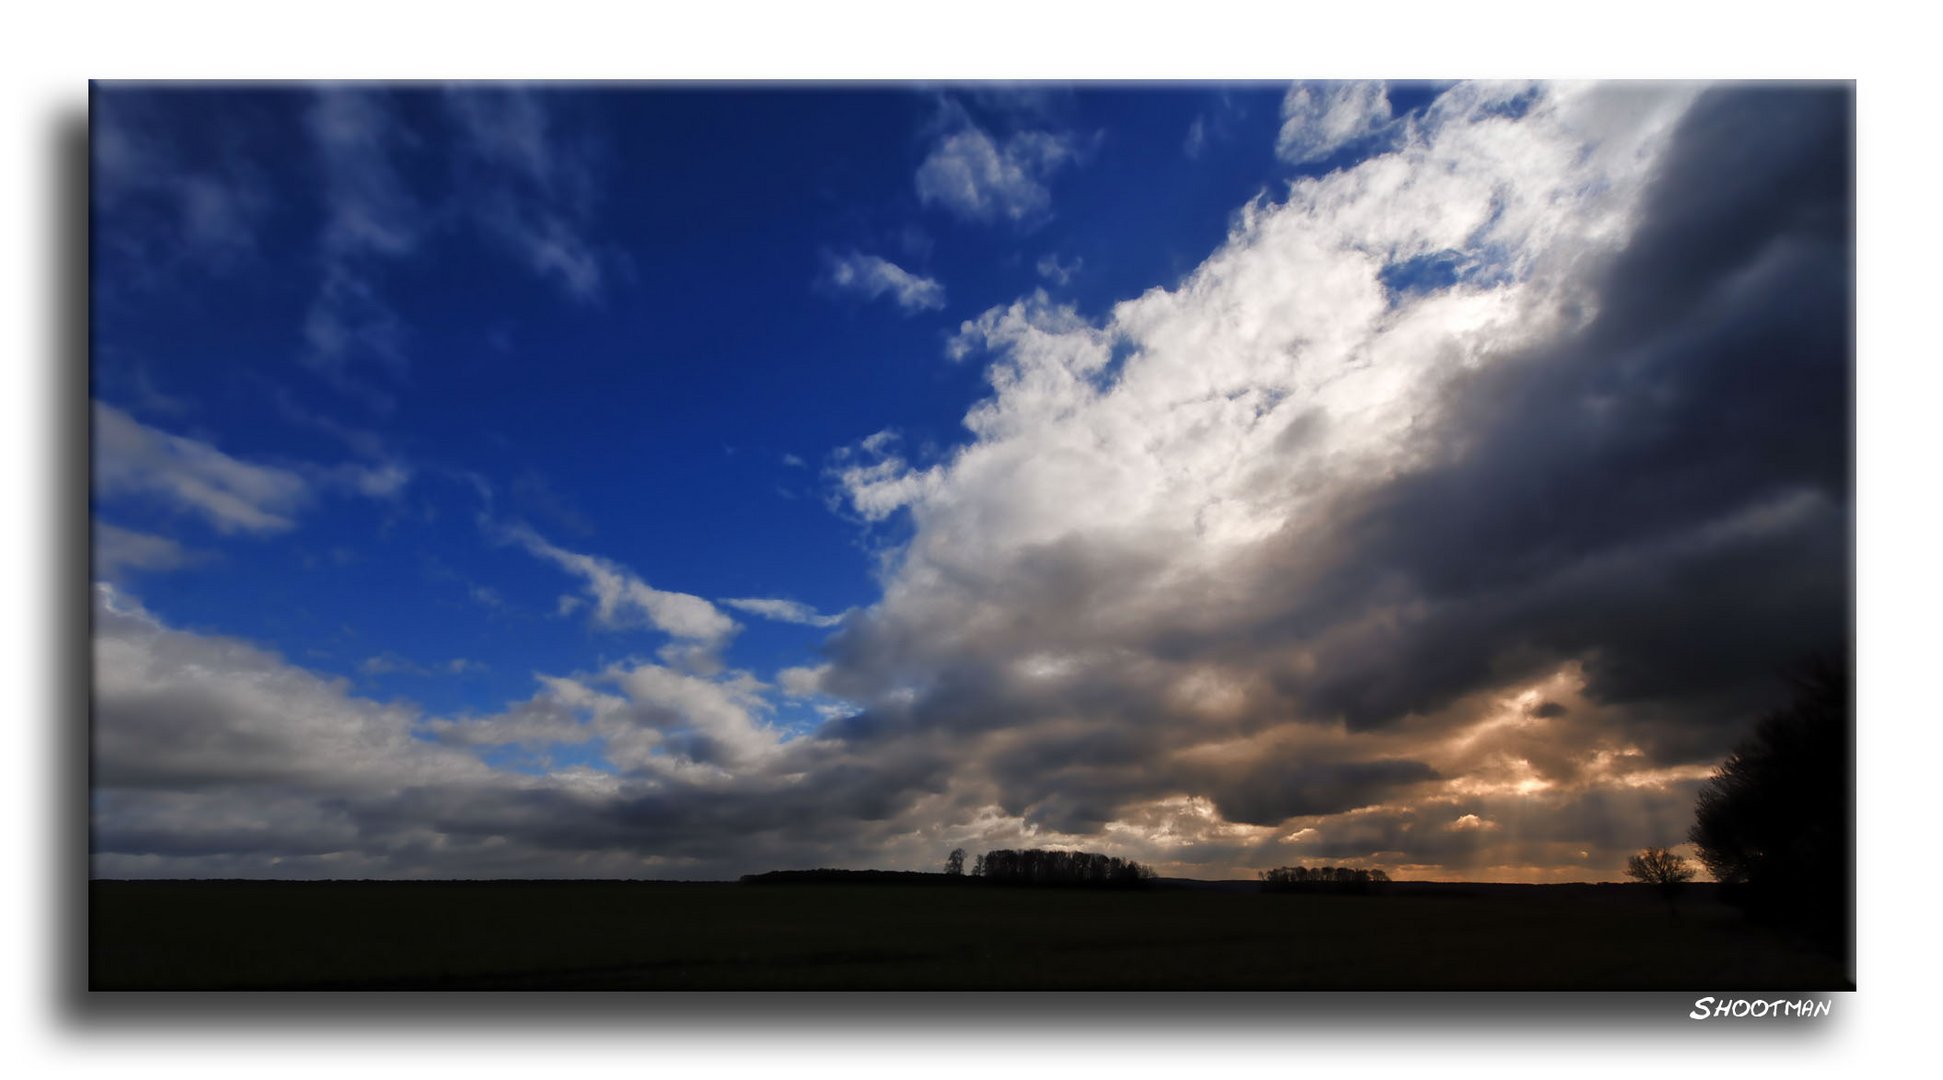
1625;847;1694;916
974;848;1155;887
1688;656;1850;955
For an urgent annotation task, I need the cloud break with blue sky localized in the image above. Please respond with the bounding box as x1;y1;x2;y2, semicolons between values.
89;82;1852;881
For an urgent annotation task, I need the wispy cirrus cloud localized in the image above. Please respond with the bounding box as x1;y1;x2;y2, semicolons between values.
500;523;739;646
94;402;310;535
445;87;607;301
94;401;411;539
92;98;269;276
721;597;847;628
300;87;612;412
309;460;413;499
302;89;420;409
360;653;486;678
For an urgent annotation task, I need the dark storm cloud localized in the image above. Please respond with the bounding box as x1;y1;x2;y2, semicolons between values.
1200;759;1442;827
91;84;1855;881
1273;85;1851;735
807;83;1852;861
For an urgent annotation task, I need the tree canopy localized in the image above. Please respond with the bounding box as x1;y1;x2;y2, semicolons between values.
1688;657;1850;952
973;848;1155;887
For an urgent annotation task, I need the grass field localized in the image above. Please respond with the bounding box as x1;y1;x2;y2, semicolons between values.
88;879;1851;990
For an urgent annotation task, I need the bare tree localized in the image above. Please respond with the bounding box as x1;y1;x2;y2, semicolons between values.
944;848;966;876
1626;846;1695;917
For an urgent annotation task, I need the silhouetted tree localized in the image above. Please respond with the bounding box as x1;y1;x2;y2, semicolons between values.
1626;846;1694;917
975;848;1154;888
1258;866;1386;894
944;848;966;876
1688;656;1850;955
971;853;986;878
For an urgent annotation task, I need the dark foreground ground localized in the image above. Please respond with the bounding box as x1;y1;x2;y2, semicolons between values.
89;879;1851;990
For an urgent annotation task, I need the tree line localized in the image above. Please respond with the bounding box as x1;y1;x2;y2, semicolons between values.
961;848;1157;887
1257;866;1390;894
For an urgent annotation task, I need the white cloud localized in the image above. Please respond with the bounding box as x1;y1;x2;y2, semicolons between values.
94;585;486;793
92;85;1847;884
92;583;802;875
605;662;783;770
93;523;199;580
830;429;945;523
915;125;1079;225
822;252;946;312
93;402;310;535
1035;253;1081;286
1276;81;1395;166
721;597;846;628
426;658;787;777
814;81;1720;853
777;664;830;698
503;524;739;644
95;400;411;541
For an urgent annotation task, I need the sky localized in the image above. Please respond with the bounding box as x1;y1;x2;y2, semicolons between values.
88;81;1853;882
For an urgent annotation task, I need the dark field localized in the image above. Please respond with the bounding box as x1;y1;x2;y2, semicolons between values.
89;879;1850;990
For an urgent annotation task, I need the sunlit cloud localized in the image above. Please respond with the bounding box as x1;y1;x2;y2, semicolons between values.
89;83;1851;884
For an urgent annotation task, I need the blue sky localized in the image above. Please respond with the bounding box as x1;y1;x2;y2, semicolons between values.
89;82;1852;881
92;85;1294;721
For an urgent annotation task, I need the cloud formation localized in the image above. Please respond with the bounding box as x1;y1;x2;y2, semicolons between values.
91;97;268;275
93;523;200;581
722;597;847;628
1035;253;1081;286
94;401;413;546
91;84;1852;883
504;524;739;646
1276;80;1395;166
94;403;310;534
299;88;611;409
916;121;1079;225
301;89;420;407
445;87;606;300
821;251;946;312
816;82;1848;876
